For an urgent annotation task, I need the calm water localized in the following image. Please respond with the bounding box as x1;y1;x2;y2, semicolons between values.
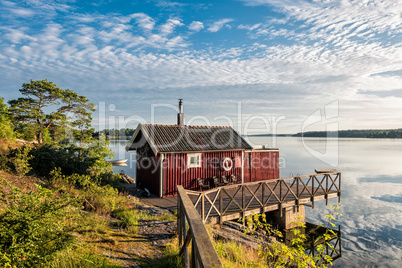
109;137;402;267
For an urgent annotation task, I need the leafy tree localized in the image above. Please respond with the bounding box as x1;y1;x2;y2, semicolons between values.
59;89;95;145
0;97;15;141
8;80;95;144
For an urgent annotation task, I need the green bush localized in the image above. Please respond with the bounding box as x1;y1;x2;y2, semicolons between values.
112;209;149;234
240;213;316;268
0;154;8;170
28;143;121;187
0;181;76;267
82;183;122;214
47;168;126;215
8;145;33;177
28;144;94;177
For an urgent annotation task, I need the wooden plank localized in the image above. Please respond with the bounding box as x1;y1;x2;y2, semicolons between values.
315;168;338;173
194;193;203;209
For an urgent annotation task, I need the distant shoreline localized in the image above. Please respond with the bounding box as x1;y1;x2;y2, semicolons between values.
98;128;402;140
245;128;402;139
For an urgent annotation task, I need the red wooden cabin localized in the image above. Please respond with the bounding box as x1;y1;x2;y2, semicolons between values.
126;101;279;197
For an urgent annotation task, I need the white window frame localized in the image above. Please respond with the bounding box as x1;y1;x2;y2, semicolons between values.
187;153;201;168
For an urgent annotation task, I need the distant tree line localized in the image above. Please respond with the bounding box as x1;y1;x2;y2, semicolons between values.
294;129;402;138
93;128;136;140
99;128;402;140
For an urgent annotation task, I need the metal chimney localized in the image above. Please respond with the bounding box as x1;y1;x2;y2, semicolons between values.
177;99;184;125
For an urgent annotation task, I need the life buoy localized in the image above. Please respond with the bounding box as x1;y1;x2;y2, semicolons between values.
220;157;233;171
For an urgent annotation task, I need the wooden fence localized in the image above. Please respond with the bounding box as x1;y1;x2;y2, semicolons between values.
185;172;341;224
177;185;223;268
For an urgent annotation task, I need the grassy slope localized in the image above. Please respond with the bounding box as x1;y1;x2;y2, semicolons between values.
0;166;180;268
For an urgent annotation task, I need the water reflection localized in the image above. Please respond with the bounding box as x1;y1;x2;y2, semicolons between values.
283;223;342;266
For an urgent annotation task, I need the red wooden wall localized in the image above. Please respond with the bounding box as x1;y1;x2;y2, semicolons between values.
163;151;243;196
243;150;279;183
136;148;279;197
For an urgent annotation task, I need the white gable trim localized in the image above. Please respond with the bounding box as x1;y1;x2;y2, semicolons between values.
125;124;159;155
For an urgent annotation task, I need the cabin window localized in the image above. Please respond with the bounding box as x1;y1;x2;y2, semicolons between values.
187;153;201;168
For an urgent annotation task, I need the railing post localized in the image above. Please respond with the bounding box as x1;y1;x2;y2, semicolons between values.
338;173;342;203
296;177;300;212
178;199;183;246
182;205;189;267
338;225;342;257
262;182;265;205
326;174;329;206
279;180;283;217
312;176;315;209
219;189;223;225
242;185;245;211
191;239;196;268
201;194;205;222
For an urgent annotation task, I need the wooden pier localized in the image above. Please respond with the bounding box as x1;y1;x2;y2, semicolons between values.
141;172;341;226
184;172;341;224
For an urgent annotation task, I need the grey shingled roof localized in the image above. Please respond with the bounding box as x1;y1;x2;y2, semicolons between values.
126;124;252;153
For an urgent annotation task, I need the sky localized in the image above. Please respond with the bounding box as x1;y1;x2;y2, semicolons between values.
0;0;401;134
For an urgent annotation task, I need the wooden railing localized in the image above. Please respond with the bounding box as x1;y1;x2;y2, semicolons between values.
185;172;341;224
177;185;223;268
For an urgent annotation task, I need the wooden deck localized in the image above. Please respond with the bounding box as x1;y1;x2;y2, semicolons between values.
142;172;341;224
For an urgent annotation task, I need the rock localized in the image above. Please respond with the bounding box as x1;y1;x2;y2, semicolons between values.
132;202;175;218
119;171;135;184
210;221;276;250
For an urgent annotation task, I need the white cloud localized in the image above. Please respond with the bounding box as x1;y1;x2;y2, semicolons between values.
238;23;261;31
241;0;401;46
188;21;204;31
159;18;183;36
24;0;72;13
4;28;36;43
10;7;34;17
154;0;186;9
207;18;234;32
131;13;155;31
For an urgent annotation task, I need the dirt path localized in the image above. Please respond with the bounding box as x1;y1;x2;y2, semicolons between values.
101;194;178;267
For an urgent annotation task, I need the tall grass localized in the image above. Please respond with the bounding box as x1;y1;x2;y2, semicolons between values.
42;245;123;268
113;209;150;234
214;240;266;268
